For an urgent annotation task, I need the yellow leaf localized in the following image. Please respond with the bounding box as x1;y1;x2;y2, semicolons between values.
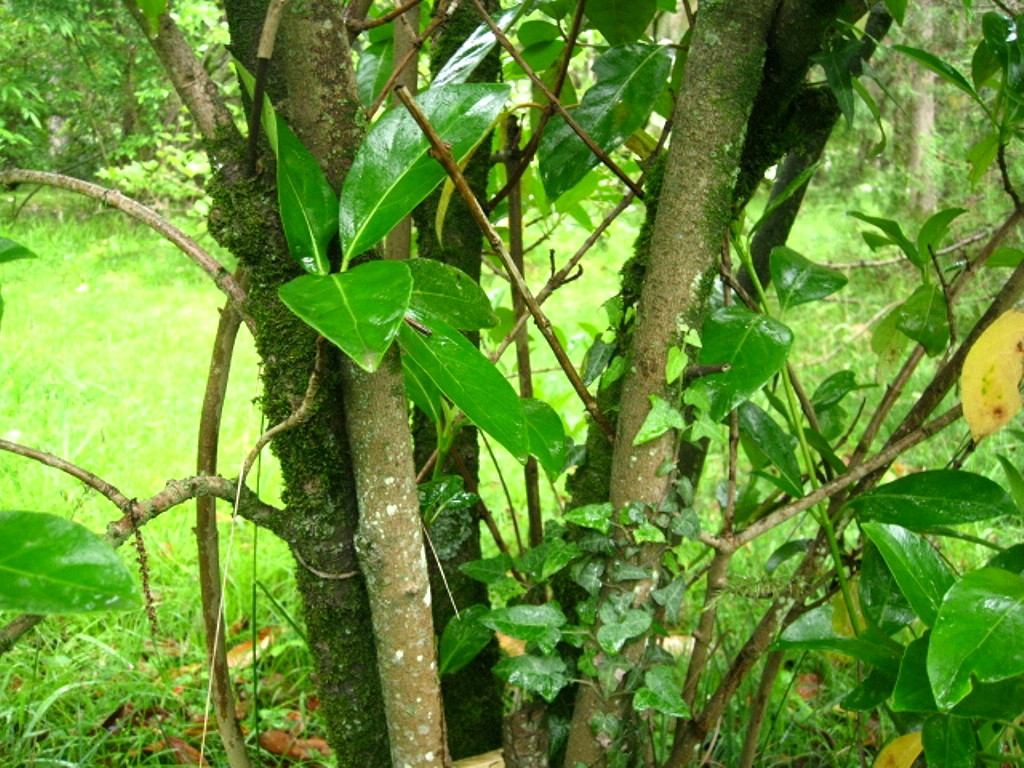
961;309;1024;441
873;732;922;768
830;580;864;638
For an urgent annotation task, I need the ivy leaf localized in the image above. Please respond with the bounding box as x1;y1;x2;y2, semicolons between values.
651;578;686;625
770;246;847;312
398;315;528;460
928;567;1024;709
0;511;140;613
596;607;651;654
339;83;510;264
408;258;497;330
538;43;670;200
861;523;955;627
279;261;412;373
482;604;567;654
439;604;492;676
697;306;793;421
460;553;513;585
564;502;615;535
493;653;570;702
845;470;1015;530
633;665;690;717
634;395;685;446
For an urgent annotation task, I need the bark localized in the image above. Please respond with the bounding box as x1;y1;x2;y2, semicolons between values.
562;3;780;766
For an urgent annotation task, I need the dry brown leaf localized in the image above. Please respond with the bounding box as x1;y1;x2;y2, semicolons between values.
496;632;526;657
259;728;331;759
146;736;209;765
226;626;278;669
961;309;1024;441
873;732;922;768
453;748;504;767
795;673;823;701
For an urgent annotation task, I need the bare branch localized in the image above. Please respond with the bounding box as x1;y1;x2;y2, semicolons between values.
0;170;252;328
0;439;134;511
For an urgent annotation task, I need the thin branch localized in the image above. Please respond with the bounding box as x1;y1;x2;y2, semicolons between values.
0;439;134;511
396;85;615;439
349;0;426;31
0;170;252;329
245;0;293;175
467;0;644;199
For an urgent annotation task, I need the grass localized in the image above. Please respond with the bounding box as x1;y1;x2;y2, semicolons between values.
1;159;1022;767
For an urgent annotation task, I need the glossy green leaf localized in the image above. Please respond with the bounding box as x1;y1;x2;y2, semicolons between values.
596;607;652;654
697;306;793;421
0;510;140;613
967;132;999;185
772;604;902;674
987;543;1024;575
339;83;510;265
408;259;497;330
356;39;393;108
892;635;937;712
986;246;1024;268
585;0;656;44
737;402;803;497
402;352;444;427
277;119;338;275
582;336;616;386
922;715;977;768
419;474;477;529
493;653;570;702
523;398;567;476
928;567;1024;709
846;470;1016;530
996;455;1024;520
841;667;897;711
811;370;859;412
398;314;528;459
861;542;917;635
861;523;955;627
433;4;526;87
0;236;37;263
564;502;614;535
482;603;566;654
651;577;686;625
439;604;493;676
896;284;949;356
538;43;670;200
812;36;861;124
893;45;984;108
634;395;685;446
460;552;513;584
633;665;690;717
951;675;1024;720
917;208;966;262
770;246;847;312
234;61;278;152
279;261;411;372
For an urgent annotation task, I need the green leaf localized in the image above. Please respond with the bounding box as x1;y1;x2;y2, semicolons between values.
234;61;278;152
846;470;1016;530
737;402;803;497
849;211;919;267
564;502;615;535
951;675;1024;720
356;39;394;108
997;455;1024;520
279;261;412;372
418;475;477;527
986;246;1024;268
928;567;1024;709
916;208;966;262
398;315;528;459
860;542;917;635
896;284;949;356
772;604;902;673
861;523;955;627
402;352;444;427
651;578;686;625
439;604;492;676
764;539;811;576
538;43;670;200
482;603;567;654
634;395;685;446
871;304;910;382
135;0;166;35
582;336;617;386
433;4;527;87
841;667;897;711
883;0;906;25
893;45;984;108
277;119;339;275
0;511;140;613
770;246;847;312
585;0;657;44
493;653;570;702
922;715;977;768
633;665;690;717
0;236;38;263
408;259;497;330
339;83;511;264
460;552;513;584
811;370;859;412
812;36;861;124
596;607;652;654
967;132;999;185
988;543;1024;575
892;635;938;712
697;306;793;421
523;397;567;476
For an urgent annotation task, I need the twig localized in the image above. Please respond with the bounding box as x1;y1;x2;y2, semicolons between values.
395;85;615;439
246;0;293;175
292;546;359;580
0;439;134;511
240;336;327;483
467;0;644;199
348;0;425;30
0;170;252;329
